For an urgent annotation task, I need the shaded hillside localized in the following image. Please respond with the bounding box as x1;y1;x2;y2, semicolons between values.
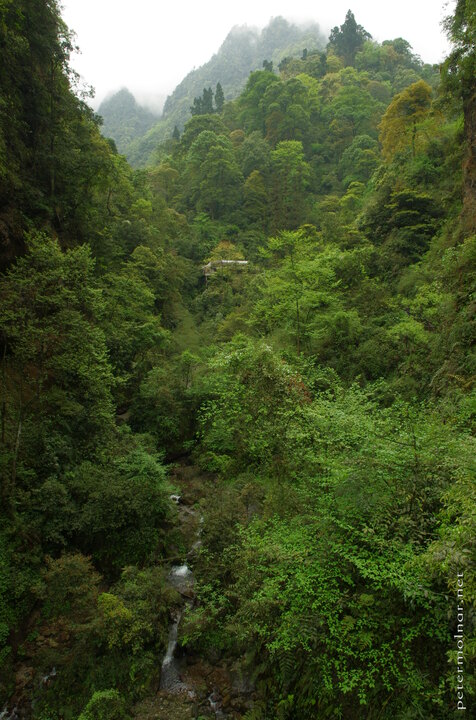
128;17;327;166
97;88;159;155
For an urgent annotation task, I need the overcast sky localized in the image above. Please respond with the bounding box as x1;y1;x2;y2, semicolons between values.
60;0;454;111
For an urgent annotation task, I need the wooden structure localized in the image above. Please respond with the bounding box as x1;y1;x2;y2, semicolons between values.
202;259;248;279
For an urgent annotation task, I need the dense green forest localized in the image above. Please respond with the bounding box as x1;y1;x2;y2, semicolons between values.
0;2;475;720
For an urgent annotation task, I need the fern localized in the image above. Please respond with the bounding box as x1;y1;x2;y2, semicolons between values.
243;699;267;720
275;646;297;691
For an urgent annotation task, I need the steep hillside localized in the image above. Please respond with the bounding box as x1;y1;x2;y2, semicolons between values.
97;88;160;155
127;16;327;166
163;17;325;124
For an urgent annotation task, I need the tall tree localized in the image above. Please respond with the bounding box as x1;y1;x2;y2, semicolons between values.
202;86;214;114
190;95;203;116
0;0;120;267
243;170;269;227
442;0;476;233
198;142;243;219
190;87;215;116
379;80;432;160
328;10;372;66
270;141;310;230
215;82;225;113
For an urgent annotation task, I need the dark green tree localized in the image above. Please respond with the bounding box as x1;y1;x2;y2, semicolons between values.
190;95;203;116
243;170;269;227
214;82;225;113
236;70;280;133
202;86;214;114
190;86;215;116
0;235;114;507
0;0;119;263
442;0;476;233
328;10;372;66
338;135;380;186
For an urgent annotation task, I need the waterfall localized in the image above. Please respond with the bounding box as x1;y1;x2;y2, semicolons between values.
159;610;188;692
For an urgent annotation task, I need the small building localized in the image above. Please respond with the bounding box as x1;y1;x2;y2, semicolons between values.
202;259;248;279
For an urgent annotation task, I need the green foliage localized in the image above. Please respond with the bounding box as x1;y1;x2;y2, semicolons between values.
360;171;443;276
198;335;309;474
125;17;326;167
238;132;271;177
193;365;475;716
442;0;476;233
22;556;173;717
40;553;101;623
78;690;129;720
0;0;124;259
322;71;384;150
66;441;169;576
328;10;372;66
190;87;214;116
379;80;433;160
442;0;476;101
1;3;475;719
270;142;310;230
97;565;172;662
338;134;380;186
0;234;114;500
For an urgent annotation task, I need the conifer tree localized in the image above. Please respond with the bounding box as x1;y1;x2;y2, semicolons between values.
328;10;372;66
215;82;225;113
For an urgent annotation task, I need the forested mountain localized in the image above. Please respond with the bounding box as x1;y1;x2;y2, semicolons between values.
97;89;160;156
123;17;327;166
163;17;326;126
0;3;475;720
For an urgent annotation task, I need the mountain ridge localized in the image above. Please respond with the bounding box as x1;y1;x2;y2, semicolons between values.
99;17;327;166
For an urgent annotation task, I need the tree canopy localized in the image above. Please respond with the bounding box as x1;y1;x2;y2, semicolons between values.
0;3;474;719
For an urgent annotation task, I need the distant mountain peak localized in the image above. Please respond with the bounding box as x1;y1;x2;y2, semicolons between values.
162;16;326;120
98;89;160;156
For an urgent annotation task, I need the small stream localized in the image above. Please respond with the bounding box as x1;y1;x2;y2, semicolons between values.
0;706;18;720
160;492;224;717
159;562;194;693
208;690;226;719
159;609;188;693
